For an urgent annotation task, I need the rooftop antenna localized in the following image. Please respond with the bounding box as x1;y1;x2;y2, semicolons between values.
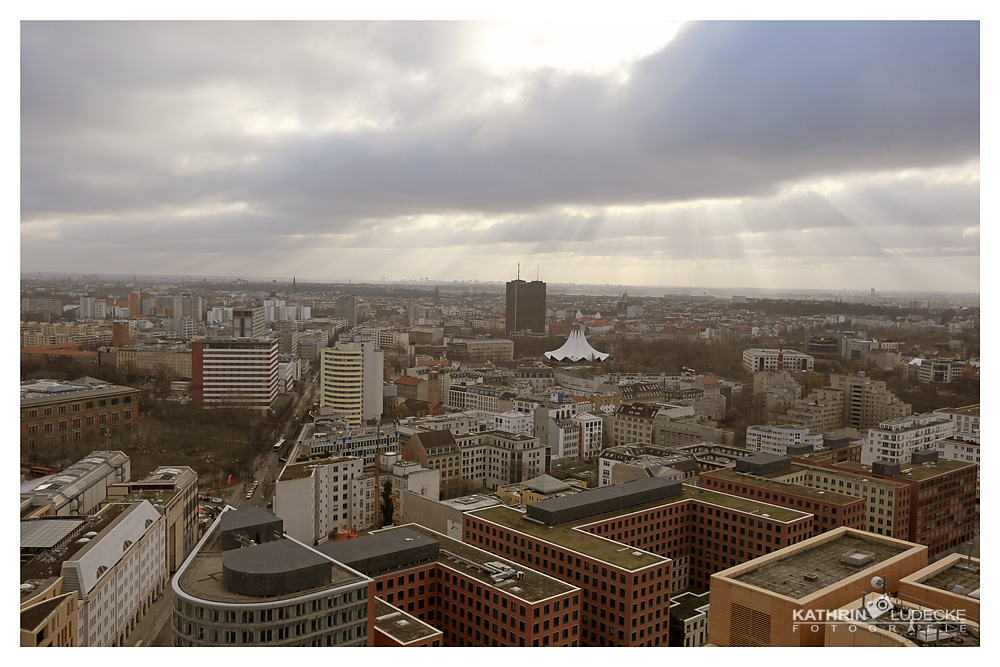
517;263;520;281
536;264;539;281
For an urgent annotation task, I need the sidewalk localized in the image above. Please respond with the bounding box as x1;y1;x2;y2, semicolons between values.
125;587;174;646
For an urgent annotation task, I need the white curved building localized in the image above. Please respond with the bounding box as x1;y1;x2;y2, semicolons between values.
544;328;609;362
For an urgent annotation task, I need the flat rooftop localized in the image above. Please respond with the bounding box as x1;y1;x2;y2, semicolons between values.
21;503;129;584
836;459;976;481
372;598;441;645
669;591;710;621
279;456;356;481
20;380;139;406
21;517;85;550
472;485;809;570
920;560;980;595
706;467;864;505
935;405;979;416
402;524;578;604
731;533;909;599
176;522;366;604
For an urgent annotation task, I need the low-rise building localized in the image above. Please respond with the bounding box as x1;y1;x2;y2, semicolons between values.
20;450;131;517
932;404;979;439
21;380;141;457
898;553;980;625
273;456;373;544
746;424;823;455
742;349;815;374
20;575;78;647
697;455;867;537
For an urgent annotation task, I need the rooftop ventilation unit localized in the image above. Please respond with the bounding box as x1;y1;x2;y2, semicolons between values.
804;573;820;582
911;449;939;465
841;549;876;567
872;461;901;478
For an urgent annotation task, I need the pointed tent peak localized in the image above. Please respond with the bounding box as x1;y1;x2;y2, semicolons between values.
544;326;609;363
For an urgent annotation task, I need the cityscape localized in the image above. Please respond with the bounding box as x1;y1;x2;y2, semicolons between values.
20;21;979;650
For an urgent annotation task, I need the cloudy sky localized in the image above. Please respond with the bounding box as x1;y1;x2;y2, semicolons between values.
20;21;980;291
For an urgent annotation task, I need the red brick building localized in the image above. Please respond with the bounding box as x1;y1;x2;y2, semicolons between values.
463;478;813;646
319;524;580;647
830;455;977;555
698;457;867;537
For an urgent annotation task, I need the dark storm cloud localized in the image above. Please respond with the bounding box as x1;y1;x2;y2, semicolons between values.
20;21;979;285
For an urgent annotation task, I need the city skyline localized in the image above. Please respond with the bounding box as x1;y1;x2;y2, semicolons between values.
21;21;980;291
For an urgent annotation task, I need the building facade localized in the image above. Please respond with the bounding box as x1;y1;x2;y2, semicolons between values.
21;380;141;457
861;413;955;465
172;508;370;646
192;338;279;410
320;338;384;426
745;424;823;455
505;279;546;334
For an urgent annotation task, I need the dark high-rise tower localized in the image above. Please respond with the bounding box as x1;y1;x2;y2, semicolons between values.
505;279;546;335
335;295;358;328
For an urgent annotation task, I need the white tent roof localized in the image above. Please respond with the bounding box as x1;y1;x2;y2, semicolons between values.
544;328;609;362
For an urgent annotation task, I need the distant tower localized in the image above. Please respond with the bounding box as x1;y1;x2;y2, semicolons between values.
506;269;546;335
112;320;131;347
335;295;359;328
292;276;297;293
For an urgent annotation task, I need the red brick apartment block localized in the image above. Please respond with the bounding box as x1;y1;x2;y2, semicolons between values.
463;477;813;646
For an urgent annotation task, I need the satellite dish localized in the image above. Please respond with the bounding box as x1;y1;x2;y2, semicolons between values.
871;575;885;590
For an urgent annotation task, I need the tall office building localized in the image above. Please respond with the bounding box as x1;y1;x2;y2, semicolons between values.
335;295;358;329
192;338;279;410
505;279;546;334
232;307;265;338
320;337;383;426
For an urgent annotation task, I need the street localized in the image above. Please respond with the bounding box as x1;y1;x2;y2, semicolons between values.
135;371;318;646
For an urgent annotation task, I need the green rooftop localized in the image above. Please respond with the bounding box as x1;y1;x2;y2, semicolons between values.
470;505;667;570
470;484;809;569
704;467;864;505
836;459;976;481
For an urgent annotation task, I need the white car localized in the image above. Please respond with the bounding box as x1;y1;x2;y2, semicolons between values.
245;492;253;500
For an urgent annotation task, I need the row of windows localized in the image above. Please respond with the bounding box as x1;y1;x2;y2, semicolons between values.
22;395;135;419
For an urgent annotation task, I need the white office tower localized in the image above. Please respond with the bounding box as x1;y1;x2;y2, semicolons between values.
320;337;384;427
